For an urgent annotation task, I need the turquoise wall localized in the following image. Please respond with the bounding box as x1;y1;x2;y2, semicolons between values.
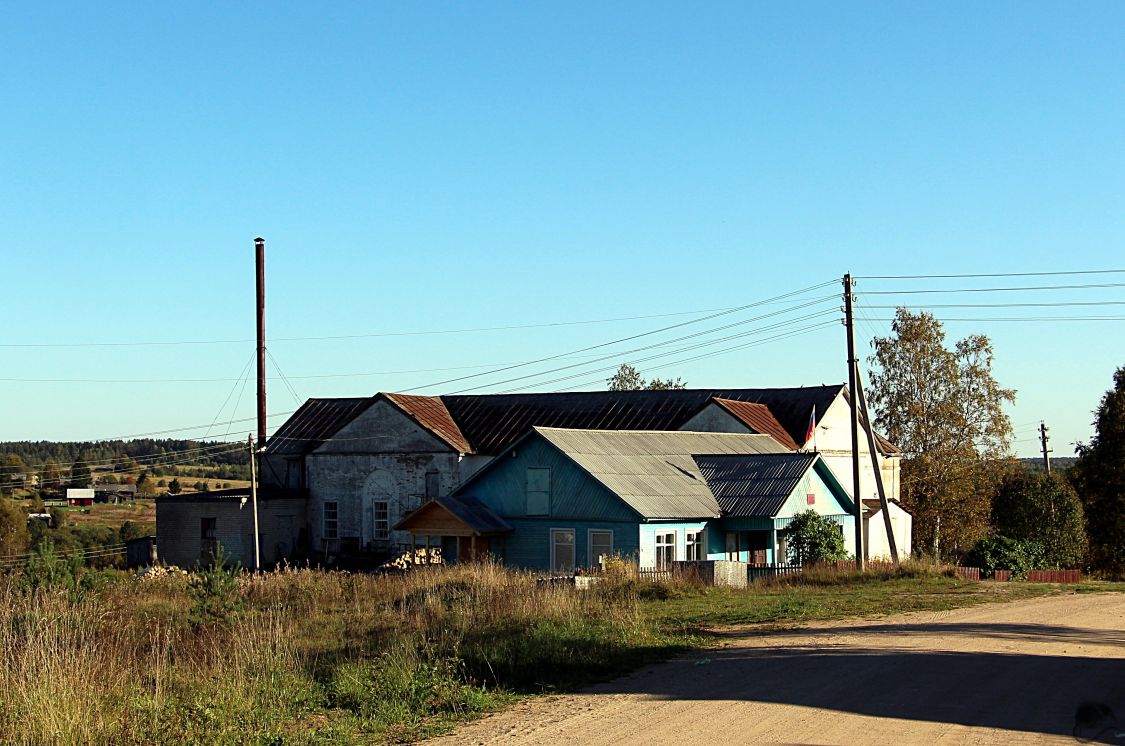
499;518;640;570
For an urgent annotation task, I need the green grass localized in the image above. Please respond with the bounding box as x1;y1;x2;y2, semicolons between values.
2;562;1118;744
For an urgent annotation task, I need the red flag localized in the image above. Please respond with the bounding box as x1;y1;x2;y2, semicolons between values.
804;405;816;446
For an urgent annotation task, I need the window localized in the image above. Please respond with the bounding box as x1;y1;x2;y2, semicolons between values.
526;467;551;515
685;530;703;561
655;530;676;569
200;517;218;562
551;529;575;572
589;530;613;566
425;471;440;500
323;501;339;540
373;500;390;540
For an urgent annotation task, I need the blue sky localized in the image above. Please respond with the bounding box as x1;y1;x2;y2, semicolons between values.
1;2;1122;456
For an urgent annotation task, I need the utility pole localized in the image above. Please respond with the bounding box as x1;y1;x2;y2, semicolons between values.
1039;422;1052;475
248;434;261;571
854;373;899;564
844;273;864;570
255;237;267;447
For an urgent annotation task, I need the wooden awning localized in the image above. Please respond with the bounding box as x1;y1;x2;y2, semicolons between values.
394;495;513;538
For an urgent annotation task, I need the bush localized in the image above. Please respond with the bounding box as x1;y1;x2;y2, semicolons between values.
786;510;847;565
963;534;1045;578
188;545;243;626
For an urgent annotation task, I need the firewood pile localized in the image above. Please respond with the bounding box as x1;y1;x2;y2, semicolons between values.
135;565;188;580
379;547;443;571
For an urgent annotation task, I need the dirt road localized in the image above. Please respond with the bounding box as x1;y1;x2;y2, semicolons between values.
430;593;1125;745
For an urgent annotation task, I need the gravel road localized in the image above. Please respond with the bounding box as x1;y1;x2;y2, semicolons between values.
429;593;1125;745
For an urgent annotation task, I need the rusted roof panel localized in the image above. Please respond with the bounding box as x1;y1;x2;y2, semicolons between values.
443;386;842;455
383;393;471;453
708;398;800;450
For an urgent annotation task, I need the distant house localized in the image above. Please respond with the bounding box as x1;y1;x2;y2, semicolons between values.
155;488;306;568
94;483;137;504
396;428;859;571
66;488;95;507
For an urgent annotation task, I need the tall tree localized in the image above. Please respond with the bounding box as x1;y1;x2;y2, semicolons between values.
992;466;1086;569
0;454;28;495
41;459;63;491
867;309;1015;559
69;458;93;489
1069;366;1125;577
607;363;686;391
0;498;30;558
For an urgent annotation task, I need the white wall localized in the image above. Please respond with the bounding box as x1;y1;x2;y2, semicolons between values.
863;502;913;560
814;395;901;510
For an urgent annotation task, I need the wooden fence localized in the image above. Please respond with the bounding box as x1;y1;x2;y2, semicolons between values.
1027;569;1082;583
747;563;804;581
955;566;980;581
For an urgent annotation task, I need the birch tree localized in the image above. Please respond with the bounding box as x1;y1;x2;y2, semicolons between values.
867;309;1015;559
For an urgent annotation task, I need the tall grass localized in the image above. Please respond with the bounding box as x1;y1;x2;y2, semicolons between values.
0;563;676;744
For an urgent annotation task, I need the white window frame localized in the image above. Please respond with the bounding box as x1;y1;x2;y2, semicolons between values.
373;500;390;540
685;529;704;561
655;529;677;569
323;501;339;540
550;528;576;572
588;529;614;566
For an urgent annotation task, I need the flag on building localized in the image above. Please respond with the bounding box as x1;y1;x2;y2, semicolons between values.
804;405;817;448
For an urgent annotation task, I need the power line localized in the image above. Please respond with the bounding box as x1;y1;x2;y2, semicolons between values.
856;315;1125;322
861;301;1125;309
856;269;1125;280
859;282;1125;295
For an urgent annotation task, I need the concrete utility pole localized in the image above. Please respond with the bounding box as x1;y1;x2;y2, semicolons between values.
249;434;261;571
844;273;864;570
1040;422;1052;475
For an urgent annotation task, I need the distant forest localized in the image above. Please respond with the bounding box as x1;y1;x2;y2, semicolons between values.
1019;456;1077;472
0;439;250;481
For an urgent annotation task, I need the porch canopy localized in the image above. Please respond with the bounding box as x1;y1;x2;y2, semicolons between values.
394;495;512;562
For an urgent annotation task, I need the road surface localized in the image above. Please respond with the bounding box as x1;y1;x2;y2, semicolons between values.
430;593;1125;745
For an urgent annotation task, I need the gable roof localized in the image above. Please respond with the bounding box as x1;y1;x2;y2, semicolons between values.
694;453;818;517
394;494;513;535
264;385;846;457
266;397;374;455
708;398;800;450
382;394;471;453
531;427;788;520
443;386;842;454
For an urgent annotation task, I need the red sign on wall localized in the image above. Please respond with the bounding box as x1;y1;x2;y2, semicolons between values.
807;493;816;505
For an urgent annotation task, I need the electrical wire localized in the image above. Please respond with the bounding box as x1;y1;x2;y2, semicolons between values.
856;269;1125;280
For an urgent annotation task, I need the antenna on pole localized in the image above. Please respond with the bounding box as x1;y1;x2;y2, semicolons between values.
844;273;865;571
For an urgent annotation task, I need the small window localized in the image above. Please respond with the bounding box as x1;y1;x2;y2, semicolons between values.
526;467;551;516
685;530;703;561
200;517;218;563
373;500;390;540
551;529;575;572
589;530;613;566
655;530;676;569
425;471;440;500
324;501;339;540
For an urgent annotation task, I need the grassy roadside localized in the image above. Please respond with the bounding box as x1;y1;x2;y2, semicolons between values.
1;563;1119;745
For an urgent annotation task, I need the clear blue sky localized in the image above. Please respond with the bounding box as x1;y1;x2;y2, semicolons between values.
2;2;1122;457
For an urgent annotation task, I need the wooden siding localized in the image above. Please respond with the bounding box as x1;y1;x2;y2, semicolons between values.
499;518;639;570
460;437;637;523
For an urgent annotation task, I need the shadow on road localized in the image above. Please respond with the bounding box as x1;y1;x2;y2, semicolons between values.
589;627;1124;743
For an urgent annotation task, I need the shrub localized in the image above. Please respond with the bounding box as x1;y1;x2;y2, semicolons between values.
963;534;1045;578
786;510;848;565
188;545;243;626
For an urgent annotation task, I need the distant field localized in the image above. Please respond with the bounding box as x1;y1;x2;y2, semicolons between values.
63;502;157;533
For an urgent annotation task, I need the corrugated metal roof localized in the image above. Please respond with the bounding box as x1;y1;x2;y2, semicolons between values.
694;452;818;517
443;386;842;454
265;397;374;455
383;394;471;453
709;398;800;450
535;428;788;519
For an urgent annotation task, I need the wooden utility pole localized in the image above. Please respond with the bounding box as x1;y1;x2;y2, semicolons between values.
844;273;864;570
1039;422;1052;475
248;434;261;570
255;237;267;447
854;374;899;564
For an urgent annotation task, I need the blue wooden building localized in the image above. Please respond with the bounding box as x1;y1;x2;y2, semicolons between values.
396;427;856;570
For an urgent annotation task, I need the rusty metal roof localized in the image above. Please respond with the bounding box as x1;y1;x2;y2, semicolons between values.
265;386;849;458
265;397;374;455
383;394;471;453
535;428;788;519
694;452;818;517
708;398;800;450
443;386;842;455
